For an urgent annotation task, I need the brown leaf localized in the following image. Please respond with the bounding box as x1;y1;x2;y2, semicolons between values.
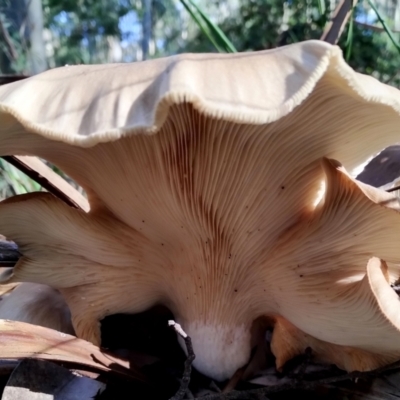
0;319;146;382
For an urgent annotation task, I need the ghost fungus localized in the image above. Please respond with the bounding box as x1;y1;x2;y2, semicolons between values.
0;40;400;380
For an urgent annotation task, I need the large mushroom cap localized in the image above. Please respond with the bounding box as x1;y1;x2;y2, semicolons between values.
0;40;400;380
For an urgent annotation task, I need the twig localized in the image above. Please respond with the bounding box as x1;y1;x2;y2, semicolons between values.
355;20;400;33
168;320;196;400
320;0;358;45
387;185;400;193
196;359;400;399
2;156;89;211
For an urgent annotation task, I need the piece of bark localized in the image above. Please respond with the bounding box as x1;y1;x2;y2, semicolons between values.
0;239;19;267
0;361;18;377
2;358;105;400
356;145;400;189
0;76;27;86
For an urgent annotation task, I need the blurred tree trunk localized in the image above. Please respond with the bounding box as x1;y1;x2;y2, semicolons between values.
142;0;152;59
24;0;47;74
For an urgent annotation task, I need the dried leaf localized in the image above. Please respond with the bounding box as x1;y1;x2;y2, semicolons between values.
0;319;145;381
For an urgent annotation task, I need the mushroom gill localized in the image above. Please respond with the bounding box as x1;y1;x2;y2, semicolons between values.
0;40;399;380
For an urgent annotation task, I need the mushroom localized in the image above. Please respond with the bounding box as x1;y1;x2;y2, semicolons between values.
0;40;400;380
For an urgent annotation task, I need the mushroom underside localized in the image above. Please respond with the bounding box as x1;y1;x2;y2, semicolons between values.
0;116;399;378
0;41;400;379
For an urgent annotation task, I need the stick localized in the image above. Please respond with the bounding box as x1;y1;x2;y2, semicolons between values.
168;320;196;400
387;185;400;193
3;156;89;211
320;0;358;44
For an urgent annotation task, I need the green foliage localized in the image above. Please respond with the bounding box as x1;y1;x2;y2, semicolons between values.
338;4;400;87
0;159;42;199
367;0;400;53
42;0;132;65
184;0;328;53
0;0;28;73
182;0;400;88
45;0;132;39
179;0;236;52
